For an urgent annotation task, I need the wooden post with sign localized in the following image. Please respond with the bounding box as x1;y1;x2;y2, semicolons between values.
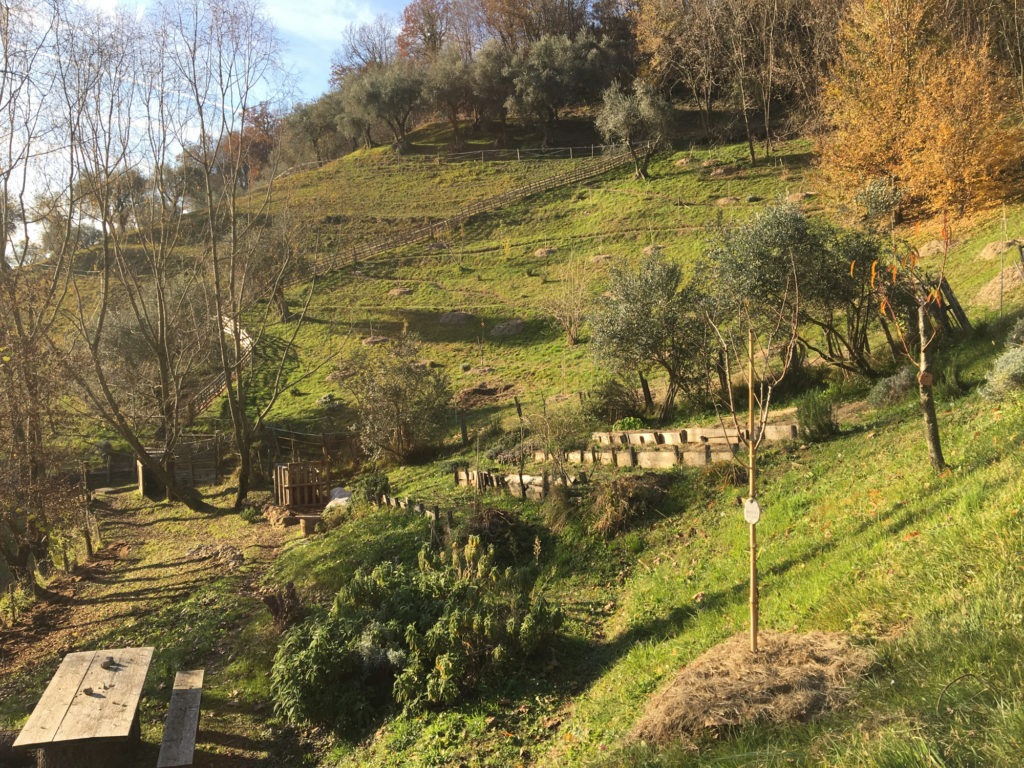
747;327;759;653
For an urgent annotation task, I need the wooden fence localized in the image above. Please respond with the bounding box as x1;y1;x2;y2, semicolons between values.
289;144;643;285
273;461;331;508
137;434;222;496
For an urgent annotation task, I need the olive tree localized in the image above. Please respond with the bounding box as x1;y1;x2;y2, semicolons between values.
590;252;713;422
594;79;671;179
345;337;453;463
706;204;886;377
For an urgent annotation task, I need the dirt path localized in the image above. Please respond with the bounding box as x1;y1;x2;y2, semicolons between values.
0;486;306;767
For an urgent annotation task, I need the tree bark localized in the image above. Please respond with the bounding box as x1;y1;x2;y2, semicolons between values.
639;371;654;412
918;304;946;472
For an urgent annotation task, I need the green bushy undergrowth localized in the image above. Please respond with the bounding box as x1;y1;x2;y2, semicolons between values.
270;537;561;737
868;367;916;407
982;344;1024;399
612;416;647;431
796;389;838;441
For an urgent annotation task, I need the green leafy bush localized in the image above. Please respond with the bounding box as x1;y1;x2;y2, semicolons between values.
982;344;1024;400
796;389;838;442
612;416;646;431
270;538;561;735
868;367;916;408
584;377;645;424
357;471;390;503
239;505;263;524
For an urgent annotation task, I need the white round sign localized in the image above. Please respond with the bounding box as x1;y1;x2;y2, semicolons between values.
743;497;761;525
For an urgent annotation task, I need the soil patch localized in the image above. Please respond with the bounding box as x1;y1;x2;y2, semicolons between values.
631;630;872;747
440;311;475;325
974;266;1024;308
455;382;515;409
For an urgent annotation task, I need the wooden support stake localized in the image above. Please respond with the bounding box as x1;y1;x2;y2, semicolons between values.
748;327;759;654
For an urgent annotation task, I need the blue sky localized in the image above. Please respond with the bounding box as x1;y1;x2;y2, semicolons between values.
84;0;407;103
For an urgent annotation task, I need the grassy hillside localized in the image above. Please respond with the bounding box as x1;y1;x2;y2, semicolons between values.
6;123;1024;768
205;128;1024;765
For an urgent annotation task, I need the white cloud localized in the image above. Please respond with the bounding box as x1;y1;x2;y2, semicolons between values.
263;0;374;47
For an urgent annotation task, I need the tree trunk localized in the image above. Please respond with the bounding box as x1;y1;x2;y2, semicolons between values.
918;304;946;472
274;284;292;322
639;371;654;412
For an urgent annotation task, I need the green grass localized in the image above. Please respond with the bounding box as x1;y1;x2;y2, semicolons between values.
224;133;1024;765
248;317;1024;767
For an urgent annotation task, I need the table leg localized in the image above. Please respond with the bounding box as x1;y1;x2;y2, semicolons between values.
130;710;141;744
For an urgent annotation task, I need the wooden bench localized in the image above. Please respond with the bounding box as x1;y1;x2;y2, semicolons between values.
14;647;154;768
156;670;204;768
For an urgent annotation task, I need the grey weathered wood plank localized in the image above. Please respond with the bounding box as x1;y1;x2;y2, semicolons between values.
156;670;204;768
12;651;95;747
53;646;154;742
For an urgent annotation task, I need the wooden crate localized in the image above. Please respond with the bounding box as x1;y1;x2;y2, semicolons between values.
274;461;330;509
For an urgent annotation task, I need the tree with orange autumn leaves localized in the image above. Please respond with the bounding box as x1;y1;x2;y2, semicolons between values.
819;0;1023;216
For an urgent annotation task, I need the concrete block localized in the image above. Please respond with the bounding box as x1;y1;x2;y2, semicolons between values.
683;446;711;466
761;423;798;441
614;448;637;467
661;430;687;445
637;450;679;469
599;450;615;465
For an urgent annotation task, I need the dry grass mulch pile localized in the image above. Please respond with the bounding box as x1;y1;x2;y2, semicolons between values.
631;630;873;747
974;265;1024;308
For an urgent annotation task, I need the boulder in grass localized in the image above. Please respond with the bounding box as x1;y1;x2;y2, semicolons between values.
642;244;664;256
490;318;526;338
785;191;815;204
674;157;692;167
716;197;740;207
440;310;474;325
701;158;722;168
388;287;413;297
534;246;557;258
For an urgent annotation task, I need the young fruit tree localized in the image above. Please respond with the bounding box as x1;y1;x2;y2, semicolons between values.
703;206;803;652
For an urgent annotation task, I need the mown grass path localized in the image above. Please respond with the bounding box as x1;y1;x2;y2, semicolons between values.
0;487;307;767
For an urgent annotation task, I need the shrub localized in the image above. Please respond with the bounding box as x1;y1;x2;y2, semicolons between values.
612;416;646;431
239;505;263;524
584;376;646;424
345;336;453;463
590;473;668;536
935;351;968;400
541;483;577;533
868;367;916;408
357;471;390;503
270;539;561;735
450;506;524;554
982;345;1024;400
796;390;838;442
1008;316;1024;346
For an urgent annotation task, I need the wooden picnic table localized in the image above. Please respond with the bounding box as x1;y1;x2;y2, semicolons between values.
13;646;154;767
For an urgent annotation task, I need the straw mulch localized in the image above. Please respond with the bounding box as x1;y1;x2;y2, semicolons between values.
631;630;873;748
